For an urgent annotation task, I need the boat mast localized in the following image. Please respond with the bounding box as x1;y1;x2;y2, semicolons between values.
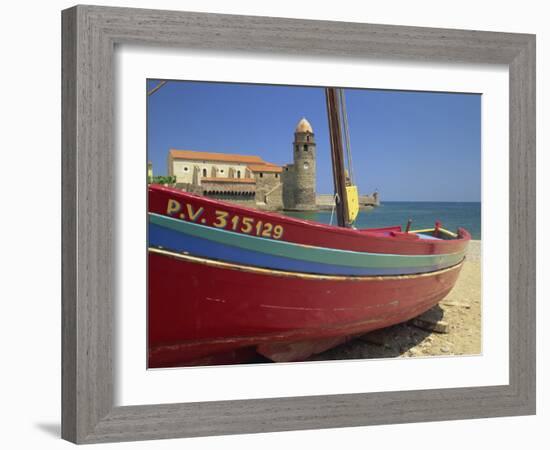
325;87;350;228
147;80;168;96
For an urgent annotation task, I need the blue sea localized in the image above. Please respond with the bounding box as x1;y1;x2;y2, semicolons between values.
284;202;481;240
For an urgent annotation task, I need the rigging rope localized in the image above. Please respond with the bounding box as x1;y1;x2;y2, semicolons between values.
329;193;339;225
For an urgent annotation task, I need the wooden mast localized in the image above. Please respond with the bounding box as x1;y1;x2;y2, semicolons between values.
325;87;350;228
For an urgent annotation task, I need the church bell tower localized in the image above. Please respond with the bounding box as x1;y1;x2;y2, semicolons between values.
292;118;317;210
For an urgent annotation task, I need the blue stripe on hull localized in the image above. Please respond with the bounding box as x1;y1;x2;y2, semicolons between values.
149;223;446;276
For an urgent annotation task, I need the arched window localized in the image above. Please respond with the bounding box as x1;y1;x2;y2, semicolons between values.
306;135;310;142
304;145;308;152
202;168;207;177
237;170;241;178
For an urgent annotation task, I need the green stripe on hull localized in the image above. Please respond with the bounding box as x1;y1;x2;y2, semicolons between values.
149;213;465;270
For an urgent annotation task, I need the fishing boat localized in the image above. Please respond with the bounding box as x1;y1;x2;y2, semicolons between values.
148;87;470;368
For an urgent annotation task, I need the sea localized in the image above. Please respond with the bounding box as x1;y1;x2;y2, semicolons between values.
283;202;482;240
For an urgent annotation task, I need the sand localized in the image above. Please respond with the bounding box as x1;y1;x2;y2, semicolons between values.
308;240;482;361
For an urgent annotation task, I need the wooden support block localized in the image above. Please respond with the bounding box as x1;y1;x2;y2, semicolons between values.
441;301;471;309
410;318;449;334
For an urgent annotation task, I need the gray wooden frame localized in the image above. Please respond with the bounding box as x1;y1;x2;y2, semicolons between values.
62;4;536;444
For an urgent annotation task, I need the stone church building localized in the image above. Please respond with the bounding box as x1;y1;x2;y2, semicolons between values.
167;118;317;211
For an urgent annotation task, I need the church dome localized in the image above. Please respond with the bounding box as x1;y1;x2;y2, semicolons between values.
295;117;313;133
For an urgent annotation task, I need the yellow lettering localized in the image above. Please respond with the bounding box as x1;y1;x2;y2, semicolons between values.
273;225;284;239
166;199;181;215
241;217;253;234
186;204;204;222
262;223;273;238
231;215;240;230
213;210;229;228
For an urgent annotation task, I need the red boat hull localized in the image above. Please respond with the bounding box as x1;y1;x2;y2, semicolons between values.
149;185;471;256
148;249;464;367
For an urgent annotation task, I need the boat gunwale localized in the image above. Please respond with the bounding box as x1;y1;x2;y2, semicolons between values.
150;184;472;247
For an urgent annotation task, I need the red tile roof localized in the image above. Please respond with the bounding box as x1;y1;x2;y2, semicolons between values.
169;149;283;173
247;164;283;173
170;149;265;164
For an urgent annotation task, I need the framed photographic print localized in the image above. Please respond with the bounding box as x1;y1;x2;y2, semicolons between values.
145;79;483;369
62;5;535;444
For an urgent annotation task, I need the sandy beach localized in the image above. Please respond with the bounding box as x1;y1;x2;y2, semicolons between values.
308;240;482;361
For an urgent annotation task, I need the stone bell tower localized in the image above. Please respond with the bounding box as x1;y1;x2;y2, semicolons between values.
291;117;317;210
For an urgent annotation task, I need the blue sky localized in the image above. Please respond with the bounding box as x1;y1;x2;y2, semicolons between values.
147;80;481;202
